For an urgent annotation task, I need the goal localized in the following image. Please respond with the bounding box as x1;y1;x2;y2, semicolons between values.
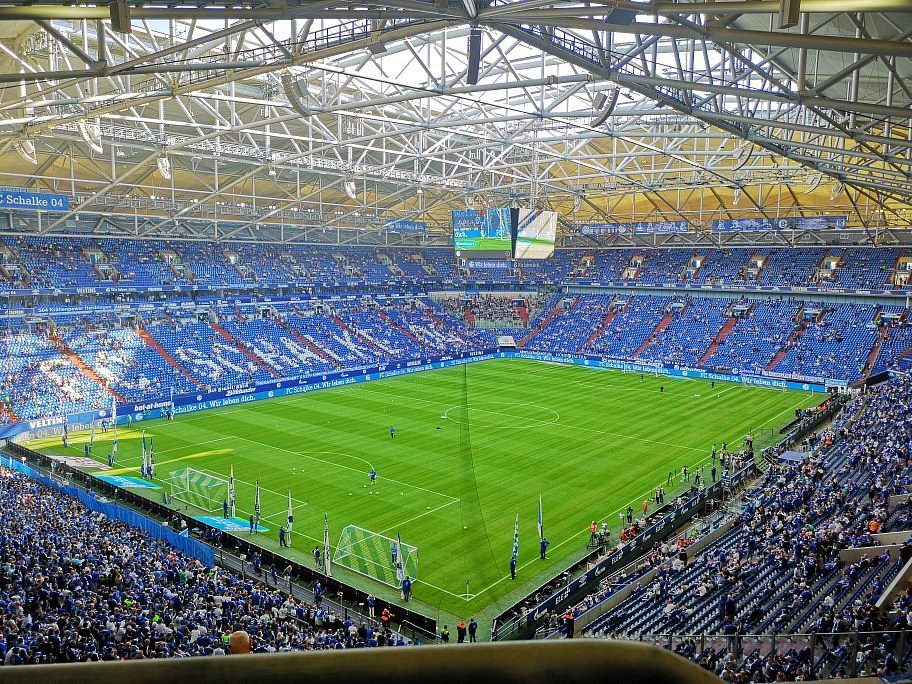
165;468;229;514
333;525;418;588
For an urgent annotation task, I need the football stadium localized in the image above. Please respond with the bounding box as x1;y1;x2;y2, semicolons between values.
0;2;911;682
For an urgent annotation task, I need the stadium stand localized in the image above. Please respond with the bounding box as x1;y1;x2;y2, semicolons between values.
0;465;420;663
3;236;912;684
1;242;912;425
537;374;912;680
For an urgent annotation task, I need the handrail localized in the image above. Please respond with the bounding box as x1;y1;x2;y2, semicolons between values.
0;640;722;684
1;442;438;638
493;462;756;641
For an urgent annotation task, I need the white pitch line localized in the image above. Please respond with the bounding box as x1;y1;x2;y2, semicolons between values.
377;499;460;536
86;436;235;468
200;469;311;509
233;435;458;502
359;386;706;453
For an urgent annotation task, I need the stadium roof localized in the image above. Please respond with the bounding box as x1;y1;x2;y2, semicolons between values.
0;0;910;243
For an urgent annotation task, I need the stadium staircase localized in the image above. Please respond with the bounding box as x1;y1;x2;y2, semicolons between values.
893;249;908;289
697;314;740;365
579;301;621;352
211;323;282;378
518;297;573;348
376;310;423;345
766;307;814;371
632;303;687;358
463;308;476;327
49;333;126;402
575;255;592;279
425;310;461;333
516;304;529;326
273;318;340;366
233;306;247;323
329;315;389;355
862;326;888;376
170;263;194;284
136;327;204;388
1;403;18;423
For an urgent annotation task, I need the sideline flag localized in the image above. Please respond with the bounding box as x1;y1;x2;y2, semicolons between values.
62;421;69;448
323;513;332;577
228;465;236;518
89;421;96;449
149;437;155;477
287;491;294;545
396;533;405;584
254;479;261;523
537;495;544;540
512;514;519;560
141;430;148;476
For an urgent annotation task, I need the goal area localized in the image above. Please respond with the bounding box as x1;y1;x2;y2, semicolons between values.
165;468;229;513
333;525;418;588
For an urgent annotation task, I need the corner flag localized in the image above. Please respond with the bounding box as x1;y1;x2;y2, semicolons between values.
323;513;332;577
537;495;543;540
89;421;96;449
512;514;519;560
287;490;294;545
228;466;236;518
396;533;405;584
141;430;148;477
148;437;155;477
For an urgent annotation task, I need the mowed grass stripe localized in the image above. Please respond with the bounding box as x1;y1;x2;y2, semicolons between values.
26;358;819;617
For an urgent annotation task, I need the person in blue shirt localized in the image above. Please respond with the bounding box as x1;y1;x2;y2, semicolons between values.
510;556;517;579
540;538;549;559
468;618;478;643
369;468;376;485
223;499;229;519
401;576;412;601
108;452;114;467
278;525;287;547
389;426;395;439
248;515;255;534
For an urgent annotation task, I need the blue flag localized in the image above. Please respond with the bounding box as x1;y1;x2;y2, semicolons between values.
537;495;543;540
512;514;519;560
396;533;405;584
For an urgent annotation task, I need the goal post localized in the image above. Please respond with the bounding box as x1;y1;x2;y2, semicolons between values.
165;467;229;513
333;525;418;588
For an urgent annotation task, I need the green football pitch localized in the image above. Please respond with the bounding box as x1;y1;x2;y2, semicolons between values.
26;358;819;623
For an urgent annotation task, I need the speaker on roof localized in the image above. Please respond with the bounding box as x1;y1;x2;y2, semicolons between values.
282;73;311;118
467;26;482;86
590;88;619;127
110;0;132;34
